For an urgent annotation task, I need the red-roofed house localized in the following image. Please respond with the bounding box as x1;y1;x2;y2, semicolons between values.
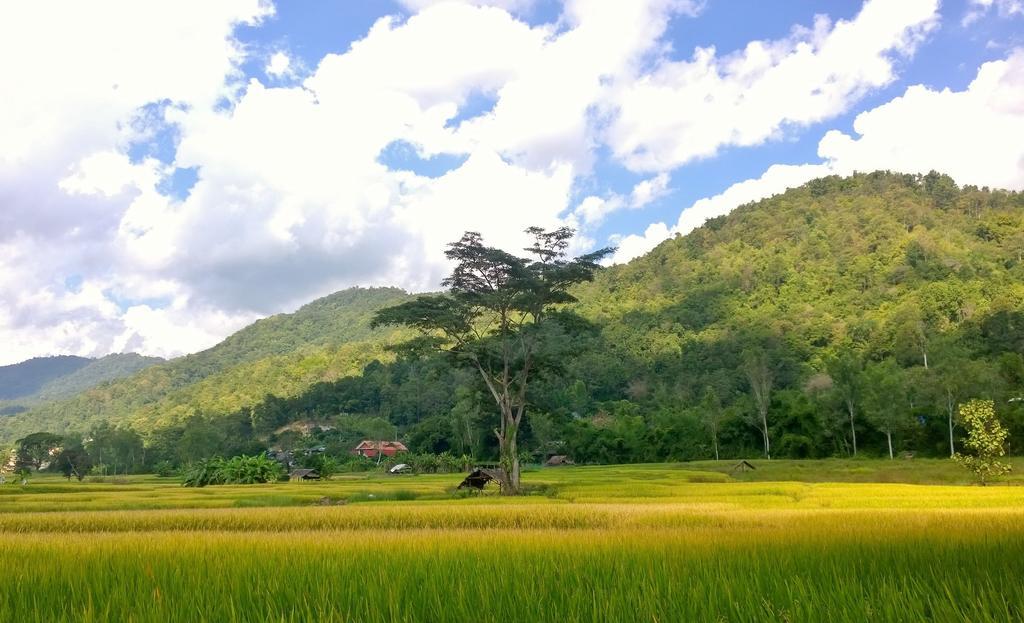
352;440;409;458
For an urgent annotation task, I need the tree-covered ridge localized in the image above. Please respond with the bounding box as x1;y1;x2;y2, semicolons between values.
560;171;1024;459
0;353;163;417
31;353;164;403
0;355;92;400
4;172;1023;465
0;287;413;442
578;171;1024;365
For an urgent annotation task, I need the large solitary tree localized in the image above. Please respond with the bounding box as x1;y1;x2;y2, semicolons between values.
372;227;612;494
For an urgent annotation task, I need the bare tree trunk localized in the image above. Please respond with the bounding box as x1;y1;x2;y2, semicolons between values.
947;389;956;458
496;419;520;495
713;430;719;461
848;403;858;456
761;409;771;460
886;430;893;460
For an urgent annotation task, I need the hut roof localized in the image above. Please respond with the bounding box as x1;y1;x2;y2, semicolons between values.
354;440;409;452
545;455;574;466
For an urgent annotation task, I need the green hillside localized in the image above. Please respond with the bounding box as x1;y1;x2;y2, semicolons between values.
575;170;1024;382
3;172;1023;463
31;354;164;403
0;356;91;401
207;171;1023;464
0;287;413;442
0;354;162;416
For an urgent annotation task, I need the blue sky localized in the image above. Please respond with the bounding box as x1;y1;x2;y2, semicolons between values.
0;0;1022;364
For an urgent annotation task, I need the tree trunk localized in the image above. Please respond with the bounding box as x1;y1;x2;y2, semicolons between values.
713;430;719;461
761;409;771;460
886;430;893;460
848;403;858;456
947;389;956;458
497;422;520;495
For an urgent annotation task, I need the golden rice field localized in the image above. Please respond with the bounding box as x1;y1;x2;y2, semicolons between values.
2;460;1023;622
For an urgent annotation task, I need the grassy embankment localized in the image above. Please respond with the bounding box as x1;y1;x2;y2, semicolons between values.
1;460;1022;622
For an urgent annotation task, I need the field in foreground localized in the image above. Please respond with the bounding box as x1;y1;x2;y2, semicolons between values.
2;461;1023;622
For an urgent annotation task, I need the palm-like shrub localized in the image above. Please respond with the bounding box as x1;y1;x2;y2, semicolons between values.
181;458;226;487
182;455;284;487
219;455;285;484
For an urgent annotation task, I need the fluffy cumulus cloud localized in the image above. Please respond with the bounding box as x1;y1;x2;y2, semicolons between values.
609;49;1024;263
3;0;1021;364
606;0;939;171
0;0;271;364
0;0;697;363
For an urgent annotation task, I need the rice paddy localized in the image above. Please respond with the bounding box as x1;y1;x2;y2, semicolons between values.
2;461;1023;622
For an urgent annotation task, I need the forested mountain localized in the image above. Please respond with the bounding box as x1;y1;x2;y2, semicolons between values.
564;171;1024;459
30;354;165;403
0;288;412;442
0;356;92;400
3;172;1023;466
0;354;161;416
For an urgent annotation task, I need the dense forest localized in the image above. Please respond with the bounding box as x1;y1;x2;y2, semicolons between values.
0;354;162;416
0;356;93;400
3;172;1024;470
0;288;412;440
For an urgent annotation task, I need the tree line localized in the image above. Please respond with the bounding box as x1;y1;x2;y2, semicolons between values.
3;172;1022;486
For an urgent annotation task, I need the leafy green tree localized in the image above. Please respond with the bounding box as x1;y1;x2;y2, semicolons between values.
862;359;908;459
373;227;611;493
742;348;774;459
449;382;485;456
152;460;176;477
13;432;62;470
86;424;143;474
954;400;1011;484
828;350;863;456
303;454;340;479
697;386;725;460
50;437;93;480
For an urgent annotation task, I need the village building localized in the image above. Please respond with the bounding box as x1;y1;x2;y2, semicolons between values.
352;440;408;458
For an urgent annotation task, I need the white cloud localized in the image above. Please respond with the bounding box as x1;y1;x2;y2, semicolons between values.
964;0;1024;26
1;0;693;364
569;172;671;230
819;48;1024;190
0;1;270;364
265;51;293;78
609;49;1024;263
607;222;673;265
606;0;939;172
396;0;538;14
630;173;671;208
4;0;1020;366
572;195;626;227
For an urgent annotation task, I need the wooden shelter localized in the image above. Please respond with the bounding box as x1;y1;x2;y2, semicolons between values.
730;460;756;473
457;464;507;490
289;468;321;481
544;455;574;467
